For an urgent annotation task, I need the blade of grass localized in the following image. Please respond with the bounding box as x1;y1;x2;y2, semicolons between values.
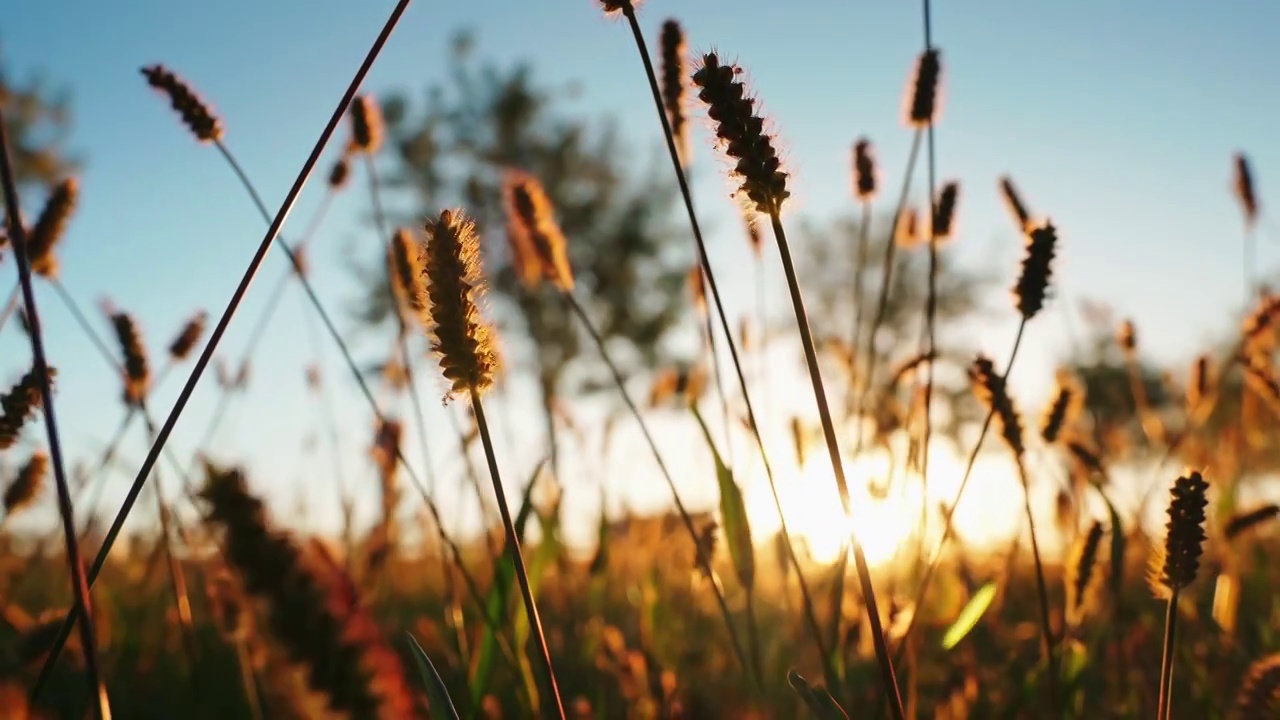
941;580;997;650
407;632;462;720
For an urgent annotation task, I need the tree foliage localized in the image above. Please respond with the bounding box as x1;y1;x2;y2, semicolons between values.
352;33;690;399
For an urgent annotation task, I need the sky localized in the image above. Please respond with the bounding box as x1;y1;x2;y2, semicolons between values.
3;0;1279;555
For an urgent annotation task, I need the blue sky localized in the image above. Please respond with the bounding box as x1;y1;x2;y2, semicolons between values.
3;1;1278;550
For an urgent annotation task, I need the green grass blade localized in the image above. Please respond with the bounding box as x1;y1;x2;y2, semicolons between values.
942;580;998;650
787;670;849;719
406;632;461;720
465;460;546;718
691;403;755;590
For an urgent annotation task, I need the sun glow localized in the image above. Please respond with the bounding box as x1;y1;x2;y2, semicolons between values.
743;434;1027;569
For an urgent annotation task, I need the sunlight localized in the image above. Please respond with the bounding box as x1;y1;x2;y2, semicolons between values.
743;433;1027;570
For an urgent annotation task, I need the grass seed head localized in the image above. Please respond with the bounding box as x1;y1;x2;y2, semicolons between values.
1041;369;1081;444
598;0;638;16
1225;503;1280;540
349;95;384;155
1066;520;1105;624
660;20;690;165
200;463;418;717
0;366;55;451
970;355;1025;457
931;181;960;241
388;228;428;321
999;175;1032;232
502;171;575;291
1153;470;1209;596
328;156;351;190
1014;221;1057;320
692;52;790;216
1187;355;1212;416
853;137;877;201
423;209;500;398
1118;319;1137;355
895;207;921;249
1233;152;1259;228
26;177;78;278
167;309;207;361
1235;653;1280;718
906;49;942;127
109;310;151;407
3;451;47;516
688;263;707;315
141;64;224;143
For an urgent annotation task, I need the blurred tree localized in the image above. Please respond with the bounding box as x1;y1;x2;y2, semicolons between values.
0;38;77;194
797;214;996;447
350;32;689;411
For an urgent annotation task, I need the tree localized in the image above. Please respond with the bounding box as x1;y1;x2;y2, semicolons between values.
796;213;997;447
352;32;691;413
0;38;77;194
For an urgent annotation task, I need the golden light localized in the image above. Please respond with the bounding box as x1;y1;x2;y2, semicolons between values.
743;434;1026;570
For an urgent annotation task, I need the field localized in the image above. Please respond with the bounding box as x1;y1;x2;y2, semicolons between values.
1;1;1279;718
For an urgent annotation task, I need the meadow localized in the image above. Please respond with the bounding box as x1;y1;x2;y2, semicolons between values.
0;1;1278;718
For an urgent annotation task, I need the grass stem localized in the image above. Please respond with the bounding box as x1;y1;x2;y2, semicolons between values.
28;1;414;697
768;210;904;718
468;387;566;720
0;108;109;719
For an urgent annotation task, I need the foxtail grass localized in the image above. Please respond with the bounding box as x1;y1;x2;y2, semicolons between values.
0;110;109;718
899;221;1058;666
506;162;780;689
692;49;903;714
1153;471;1208;720
969;355;1057;709
28;2;414;697
419;208;566;719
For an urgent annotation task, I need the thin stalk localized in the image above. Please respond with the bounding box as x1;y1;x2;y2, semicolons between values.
449;404;500;558
362;152;442;498
767;210;904;718
145;414;204;704
74;408;136;541
234;638;266;720
854;130;923;459
894;320;1028;664
468;388;566;720
918;0;941;587
619;5;832;686
298;280;354;551
846;201;872;420
1157;590;1179;720
0;110;108;718
0;281;17;332
1013;456;1058;713
28;3;413;698
562;291;760;685
687;165;736;468
189;269;291;470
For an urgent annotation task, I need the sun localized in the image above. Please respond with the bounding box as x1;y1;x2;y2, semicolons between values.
742;434;1026;570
